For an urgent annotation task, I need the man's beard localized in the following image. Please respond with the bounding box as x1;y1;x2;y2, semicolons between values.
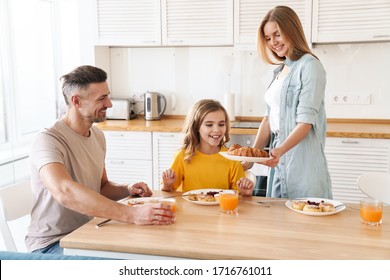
92;116;106;123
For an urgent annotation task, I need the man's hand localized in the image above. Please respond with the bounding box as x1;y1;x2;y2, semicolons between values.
128;182;153;197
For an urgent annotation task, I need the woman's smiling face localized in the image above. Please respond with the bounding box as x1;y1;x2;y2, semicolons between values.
263;21;291;59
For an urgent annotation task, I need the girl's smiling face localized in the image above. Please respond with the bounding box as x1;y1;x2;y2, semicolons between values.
263;21;291;59
198;110;226;154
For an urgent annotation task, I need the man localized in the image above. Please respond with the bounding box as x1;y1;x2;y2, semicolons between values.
26;65;175;254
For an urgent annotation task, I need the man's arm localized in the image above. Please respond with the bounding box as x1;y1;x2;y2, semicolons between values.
99;168;132;200
39;162;132;221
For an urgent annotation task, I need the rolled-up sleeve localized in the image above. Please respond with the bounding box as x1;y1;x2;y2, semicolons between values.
296;59;326;125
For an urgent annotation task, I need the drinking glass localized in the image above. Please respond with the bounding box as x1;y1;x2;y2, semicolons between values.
219;190;239;215
161;198;177;213
360;198;383;226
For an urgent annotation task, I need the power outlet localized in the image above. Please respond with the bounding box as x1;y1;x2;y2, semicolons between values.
131;94;144;103
331;94;371;105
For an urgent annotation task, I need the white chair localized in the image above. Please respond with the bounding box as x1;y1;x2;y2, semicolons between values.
357;172;390;205
0;180;34;251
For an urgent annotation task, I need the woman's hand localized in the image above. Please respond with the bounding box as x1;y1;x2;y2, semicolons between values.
260;147;282;167
237;177;254;196
262;123;312;168
128;182;153;197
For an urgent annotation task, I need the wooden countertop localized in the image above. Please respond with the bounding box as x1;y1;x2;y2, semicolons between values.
61;191;390;260
95;118;390;139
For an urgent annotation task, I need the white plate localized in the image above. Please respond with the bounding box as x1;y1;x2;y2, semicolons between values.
124;197;166;206
285;197;346;216
182;189;223;205
219;152;272;163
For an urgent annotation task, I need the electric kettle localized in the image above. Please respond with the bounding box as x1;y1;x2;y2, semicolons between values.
143;91;167;120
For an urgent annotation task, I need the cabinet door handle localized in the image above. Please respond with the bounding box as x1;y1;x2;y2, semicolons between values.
109;160;125;164
341;140;359;144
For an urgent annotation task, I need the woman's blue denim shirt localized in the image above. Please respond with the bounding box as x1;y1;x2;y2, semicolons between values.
266;54;332;199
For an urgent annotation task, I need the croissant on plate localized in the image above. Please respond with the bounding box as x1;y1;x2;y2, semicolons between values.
227;144;268;157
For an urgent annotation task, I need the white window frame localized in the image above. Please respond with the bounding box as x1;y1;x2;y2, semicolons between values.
0;0;81;185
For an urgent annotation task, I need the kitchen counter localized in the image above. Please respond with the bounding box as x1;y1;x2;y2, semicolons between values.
95;118;390;139
61;191;390;260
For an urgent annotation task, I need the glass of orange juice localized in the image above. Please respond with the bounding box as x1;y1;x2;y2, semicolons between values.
219;190;239;215
161;198;177;213
360;198;383;226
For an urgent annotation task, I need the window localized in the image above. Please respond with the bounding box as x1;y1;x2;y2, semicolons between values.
0;0;80;186
0;70;6;145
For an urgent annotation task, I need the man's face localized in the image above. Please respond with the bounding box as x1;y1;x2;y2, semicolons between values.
77;82;112;123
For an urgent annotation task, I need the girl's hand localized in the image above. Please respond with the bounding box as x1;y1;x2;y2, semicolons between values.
162;169;176;184
237;177;254;196
161;169;176;191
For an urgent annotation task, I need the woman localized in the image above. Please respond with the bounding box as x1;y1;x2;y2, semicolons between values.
161;99;253;196
244;6;332;199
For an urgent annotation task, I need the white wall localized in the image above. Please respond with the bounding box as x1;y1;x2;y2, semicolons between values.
316;43;390;119
108;47;253;117
97;42;390;120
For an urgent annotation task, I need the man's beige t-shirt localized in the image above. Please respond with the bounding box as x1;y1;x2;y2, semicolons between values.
26;119;106;252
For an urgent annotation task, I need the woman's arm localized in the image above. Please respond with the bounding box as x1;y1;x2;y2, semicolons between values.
242;117;271;170
262;122;312;167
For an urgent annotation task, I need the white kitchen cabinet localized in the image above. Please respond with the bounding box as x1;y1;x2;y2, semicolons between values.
234;0;311;48
162;0;233;46
104;131;153;186
312;0;390;43
152;132;182;189
95;0;162;46
95;0;233;46
325;137;390;203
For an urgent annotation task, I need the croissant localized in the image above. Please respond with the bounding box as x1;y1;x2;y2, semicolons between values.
227;144;268;157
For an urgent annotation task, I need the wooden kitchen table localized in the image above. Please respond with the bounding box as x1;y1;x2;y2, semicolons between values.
61;191;390;260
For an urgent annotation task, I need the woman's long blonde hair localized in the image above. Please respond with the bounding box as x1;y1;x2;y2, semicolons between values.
257;5;317;65
182;99;230;162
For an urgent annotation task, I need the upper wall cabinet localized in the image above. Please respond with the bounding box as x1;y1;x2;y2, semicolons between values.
95;0;233;46
312;0;390;43
96;0;162;46
234;0;311;48
162;0;233;46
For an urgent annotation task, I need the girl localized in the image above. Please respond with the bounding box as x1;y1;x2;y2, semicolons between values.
162;99;253;196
